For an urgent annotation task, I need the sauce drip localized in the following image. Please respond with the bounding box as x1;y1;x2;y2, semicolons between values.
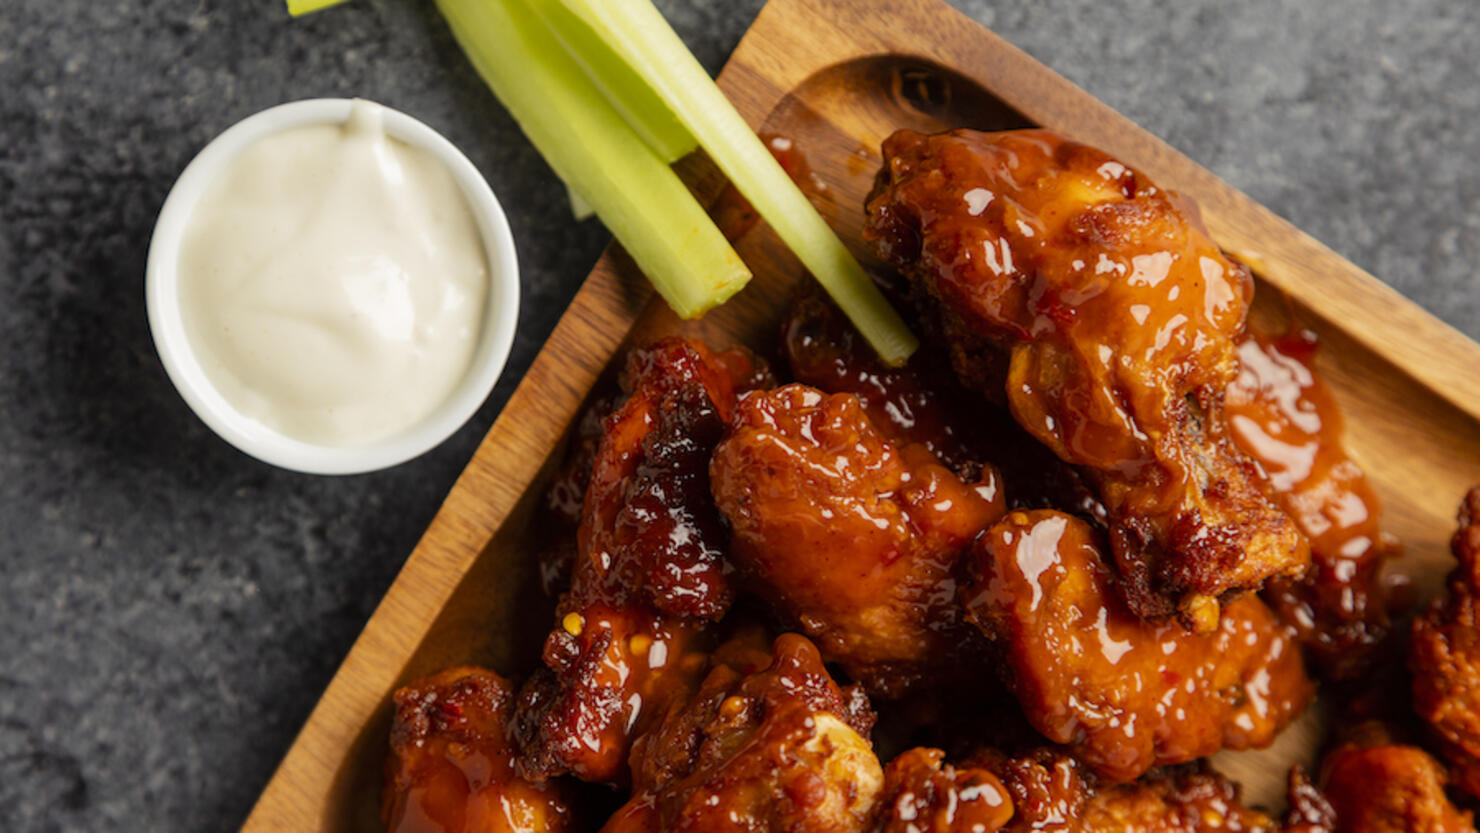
1225;329;1400;678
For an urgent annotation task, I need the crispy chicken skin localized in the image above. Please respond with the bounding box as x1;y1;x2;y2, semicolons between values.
864;128;1308;627
1079;768;1275;833
977;748;1088;833
536;393;615;597
887;747;1279;833
1319;724;1475;833
602;634;882;833
515;338;770;785
1410;486;1480;797
1225;331;1398;679
710;383;1005;696
1280;767;1337;833
783;289;985;474
783;291;1104;520
384;667;576;833
876;748;1014;833
963;510;1312;782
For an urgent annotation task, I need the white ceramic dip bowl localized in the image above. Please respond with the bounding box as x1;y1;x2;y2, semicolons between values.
146;98;519;475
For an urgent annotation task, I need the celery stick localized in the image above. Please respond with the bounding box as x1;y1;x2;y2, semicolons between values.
285;0;350;16
435;0;749;318
530;0;696;163
557;0;918;365
566;182;595;221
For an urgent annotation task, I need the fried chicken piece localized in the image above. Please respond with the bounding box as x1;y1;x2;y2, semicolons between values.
536;393;615;597
384;667;577;833
1319;724;1474;833
602;634;883;833
895;747;1278;833
1224;330;1399;679
963;510;1312;782
978;748;1089;833
1281;767;1337;833
876;748;1015;833
865;128;1309;627
783;290;1104;520
515;338;770;784
1410;486;1480;797
783;289;983;474
711;384;1006;697
1080;768;1274;833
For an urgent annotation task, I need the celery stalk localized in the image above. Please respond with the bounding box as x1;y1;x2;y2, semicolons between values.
285;0;350;16
435;0;750;318
566;182;596;222
530;0;696;163
557;0;918;365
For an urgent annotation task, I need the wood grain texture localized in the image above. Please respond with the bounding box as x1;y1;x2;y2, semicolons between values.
239;0;1480;828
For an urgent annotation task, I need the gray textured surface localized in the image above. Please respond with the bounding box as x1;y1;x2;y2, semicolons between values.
0;0;1476;830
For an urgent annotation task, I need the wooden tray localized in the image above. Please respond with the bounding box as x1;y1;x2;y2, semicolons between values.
239;0;1480;828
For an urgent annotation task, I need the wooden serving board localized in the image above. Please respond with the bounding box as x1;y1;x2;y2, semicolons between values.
239;0;1480;828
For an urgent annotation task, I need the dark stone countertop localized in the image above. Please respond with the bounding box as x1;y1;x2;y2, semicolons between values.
1;0;1476;830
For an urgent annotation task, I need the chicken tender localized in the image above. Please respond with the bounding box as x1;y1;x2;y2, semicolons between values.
963;510;1311;781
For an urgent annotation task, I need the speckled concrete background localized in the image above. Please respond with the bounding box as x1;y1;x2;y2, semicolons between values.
1;0;1476;830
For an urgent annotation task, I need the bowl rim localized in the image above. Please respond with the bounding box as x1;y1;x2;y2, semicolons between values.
145;97;520;475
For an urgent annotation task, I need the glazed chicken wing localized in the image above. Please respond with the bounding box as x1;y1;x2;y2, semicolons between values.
876;748;1015;833
882;746;1280;833
602;633;883;833
384;667;576;833
784;290;1104;520
1318;724;1474;833
979;748;1089;833
1409;486;1480;797
963;510;1312;782
515;338;770;784
710;384;1005;696
1079;768;1276;833
534;392;615;597
865;128;1308;627
1224;330;1399;679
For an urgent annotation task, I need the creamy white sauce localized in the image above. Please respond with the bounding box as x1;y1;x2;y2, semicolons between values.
177;100;489;447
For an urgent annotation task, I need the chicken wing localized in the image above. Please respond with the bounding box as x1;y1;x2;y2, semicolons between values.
978;748;1089;833
1078;767;1275;833
1409;486;1480;798
384;667;577;833
710;384;1005;697
1318;724;1474;833
515;338;770;784
535;393;615;597
783;290;1104;521
882;746;1280;833
876;747;1015;833
602;633;883;833
1280;767;1337;833
1224;330;1399;679
865;128;1308;627
963;510;1311;782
